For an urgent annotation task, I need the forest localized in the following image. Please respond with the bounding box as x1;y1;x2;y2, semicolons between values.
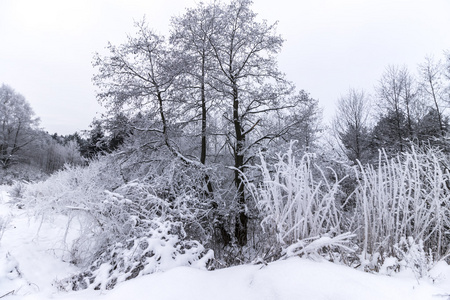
2;0;450;295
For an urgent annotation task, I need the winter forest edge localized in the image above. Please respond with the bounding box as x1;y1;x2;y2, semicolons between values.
2;0;450;297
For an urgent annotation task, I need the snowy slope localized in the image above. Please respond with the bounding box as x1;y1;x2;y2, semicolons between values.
1;186;450;300
0;187;80;297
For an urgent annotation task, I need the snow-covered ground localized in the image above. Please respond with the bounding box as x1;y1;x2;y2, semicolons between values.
1;186;450;300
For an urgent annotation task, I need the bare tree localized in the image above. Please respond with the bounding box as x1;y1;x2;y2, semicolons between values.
399;67;418;136
376;65;418;152
206;0;296;245
93;1;320;246
445;51;450;95
418;56;446;134
333;88;371;163
282;90;322;151
0;84;40;168
170;4;220;166
93;20;189;161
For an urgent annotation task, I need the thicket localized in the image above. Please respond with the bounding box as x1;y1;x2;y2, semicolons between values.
10;142;450;290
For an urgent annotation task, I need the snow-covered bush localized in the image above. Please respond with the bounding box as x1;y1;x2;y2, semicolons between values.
21;157;123;215
18;154;216;289
248;143;349;260
17;157;122;265
353;148;450;263
8;181;26;200
59;219;213;291
116;154;235;261
8;181;28;209
360;237;433;278
283;232;356;261
20;156;214;264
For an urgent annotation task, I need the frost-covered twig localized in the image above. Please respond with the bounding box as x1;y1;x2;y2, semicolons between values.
248;142;344;246
354;147;450;261
283;232;356;258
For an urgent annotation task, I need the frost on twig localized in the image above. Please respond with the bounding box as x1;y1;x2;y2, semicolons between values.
283;232;356;259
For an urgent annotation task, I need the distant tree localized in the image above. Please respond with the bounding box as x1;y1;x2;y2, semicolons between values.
376;66;405;152
376;65;419;153
333;88;371;163
282;91;322;151
0;84;40;168
63;132;84;146
417;108;448;143
50;132;64;144
418;56;447;134
400;68;418;137
445;51;450;94
36;137;84;173
370;111;409;156
81;120;120;159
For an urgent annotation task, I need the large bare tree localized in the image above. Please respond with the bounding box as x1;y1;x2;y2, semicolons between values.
205;0;297;245
93;0;319;246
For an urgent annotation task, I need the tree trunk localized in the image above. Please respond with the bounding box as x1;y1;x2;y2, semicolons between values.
394;105;404;153
200;55;207;165
232;81;248;246
200;53;214;194
429;76;444;134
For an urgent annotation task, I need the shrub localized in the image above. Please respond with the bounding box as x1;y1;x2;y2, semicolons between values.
394;237;432;279
353;148;450;263
19;157;124;265
59;219;213;291
19;155;215;289
247;143;350;261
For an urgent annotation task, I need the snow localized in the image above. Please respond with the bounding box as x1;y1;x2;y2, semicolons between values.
104;259;444;300
2;185;450;300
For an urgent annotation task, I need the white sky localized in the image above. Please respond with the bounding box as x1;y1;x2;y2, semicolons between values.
0;0;449;135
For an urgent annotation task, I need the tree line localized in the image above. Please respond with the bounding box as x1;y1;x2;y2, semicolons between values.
0;84;122;183
334;57;450;164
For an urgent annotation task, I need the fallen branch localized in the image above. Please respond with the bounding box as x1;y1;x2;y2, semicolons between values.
0;290;14;298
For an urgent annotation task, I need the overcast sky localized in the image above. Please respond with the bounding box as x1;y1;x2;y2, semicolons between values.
1;0;449;135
